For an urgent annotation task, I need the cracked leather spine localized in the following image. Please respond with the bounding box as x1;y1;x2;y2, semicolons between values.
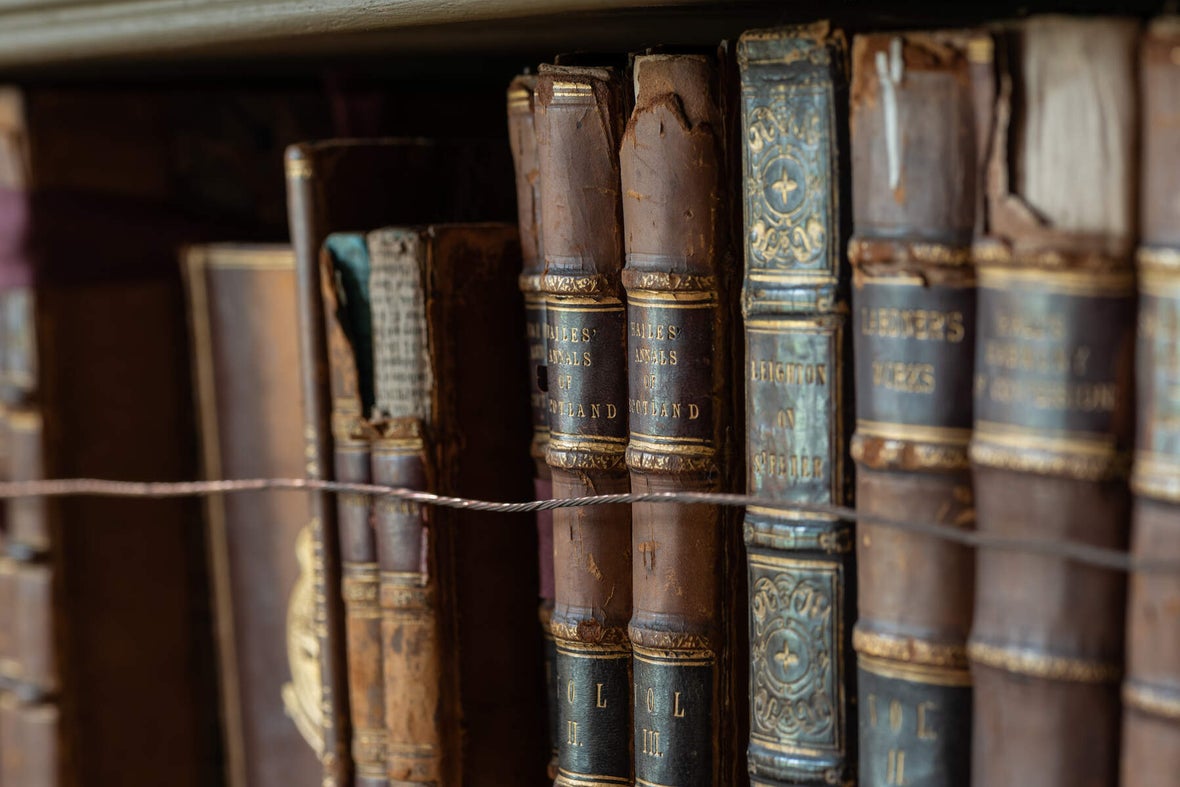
536;65;635;786
369;225;545;787
320;236;387;787
1123;18;1180;787
620;53;736;787
737;24;857;787
848;30;993;787
508;74;561;780
367;229;445;786
966;17;1139;787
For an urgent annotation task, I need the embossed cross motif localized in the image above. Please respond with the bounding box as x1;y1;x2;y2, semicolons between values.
775;640;800;670
771;166;798;206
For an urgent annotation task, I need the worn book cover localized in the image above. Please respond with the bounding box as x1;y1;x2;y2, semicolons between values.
848;30;993;787
1123;16;1180;787
183;243;324;787
967;16;1138;787
738;24;857;787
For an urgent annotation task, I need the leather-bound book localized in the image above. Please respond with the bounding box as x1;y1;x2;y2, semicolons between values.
365;224;544;786
284;138;515;785
535;64;634;787
182;243;323;787
321;233;387;787
1124;18;1180;787
507;73;560;778
848;31;992;787
0;696;58;787
620;53;739;786
0;86;220;787
967;17;1138;787
737;23;856;786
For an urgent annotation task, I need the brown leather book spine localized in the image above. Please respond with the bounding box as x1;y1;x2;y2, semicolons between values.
370;424;442;785
1123;18;1180;787
620;53;733;786
738;24;856;786
0;696;58;787
508;73;560;778
286;146;353;787
537;65;634;786
367;229;445;785
369;225;544;786
182;244;324;787
967;17;1138;787
319;238;387;787
848;31;992;787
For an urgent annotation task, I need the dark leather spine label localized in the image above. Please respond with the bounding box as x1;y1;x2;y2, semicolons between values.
546;300;628;444
746;319;843;505
854;280;976;431
1136;287;1180;462
554;643;632;784
544;623;560;767
747;550;846;780
974;269;1135;445
526;291;550;434
626;295;715;450
633;648;714;787
857;662;971;787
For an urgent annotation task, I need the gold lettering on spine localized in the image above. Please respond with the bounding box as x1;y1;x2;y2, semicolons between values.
859;306;966;343
641;728;664;758
886;749;906;785
917;702;937;741
749;359;829;385
596;683;608;708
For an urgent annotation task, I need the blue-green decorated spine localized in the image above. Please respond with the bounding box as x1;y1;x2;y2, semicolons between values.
738;23;856;787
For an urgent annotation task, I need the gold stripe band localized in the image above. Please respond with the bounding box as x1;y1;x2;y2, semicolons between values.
968;641;1121;683
1124;681;1180;721
857;653;972;687
853;629;969;670
857;420;971;445
978;265;1134;296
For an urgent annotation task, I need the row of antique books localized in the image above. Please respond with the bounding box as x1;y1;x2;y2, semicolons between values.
0;10;1174;787
254;13;1180;787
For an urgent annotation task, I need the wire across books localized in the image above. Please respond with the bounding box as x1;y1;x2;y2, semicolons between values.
0;476;1167;576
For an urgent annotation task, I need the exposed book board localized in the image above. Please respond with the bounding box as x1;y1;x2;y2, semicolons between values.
848;30;991;787
738;23;857;787
967;16;1137;787
284;137;516;786
535;65;636;787
1123;16;1180;787
319;224;546;785
183;243;323;787
620;51;742;786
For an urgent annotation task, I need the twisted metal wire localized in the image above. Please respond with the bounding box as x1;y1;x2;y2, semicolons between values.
0;476;1172;575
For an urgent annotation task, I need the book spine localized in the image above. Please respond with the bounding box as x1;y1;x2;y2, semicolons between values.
737;24;856;786
536;66;634;786
0;695;58;787
370;426;443;785
366;228;445;786
508;74;560;778
967;17;1138;787
320;243;388;787
1123;19;1180;787
848;31;991;787
620;54;732;787
286;146;352;787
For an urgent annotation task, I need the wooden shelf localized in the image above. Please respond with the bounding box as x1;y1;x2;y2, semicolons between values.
1;0;1156;72
0;0;745;68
